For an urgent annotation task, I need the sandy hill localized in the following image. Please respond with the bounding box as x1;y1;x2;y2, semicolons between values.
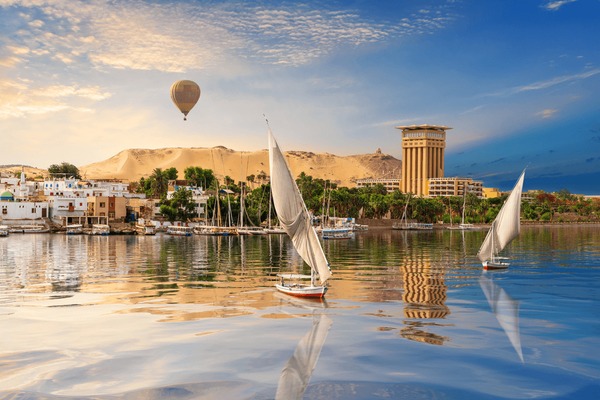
0;165;48;179
79;146;402;187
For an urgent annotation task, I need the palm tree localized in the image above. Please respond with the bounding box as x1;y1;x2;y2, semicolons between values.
150;168;168;199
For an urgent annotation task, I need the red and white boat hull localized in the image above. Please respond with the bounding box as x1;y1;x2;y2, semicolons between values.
275;284;328;298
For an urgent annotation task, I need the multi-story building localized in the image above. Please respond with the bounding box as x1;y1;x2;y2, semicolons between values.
396;124;450;196
87;196;128;222
43;178;129;197
47;196;88;225
428;177;483;198
355;178;401;193
482;187;501;199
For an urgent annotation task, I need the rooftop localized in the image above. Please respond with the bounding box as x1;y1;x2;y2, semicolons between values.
394;124;452;131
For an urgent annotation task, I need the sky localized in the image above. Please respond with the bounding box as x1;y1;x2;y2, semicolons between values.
1;0;599;194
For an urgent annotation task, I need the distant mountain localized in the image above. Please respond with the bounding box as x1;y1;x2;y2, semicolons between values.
79;146;402;187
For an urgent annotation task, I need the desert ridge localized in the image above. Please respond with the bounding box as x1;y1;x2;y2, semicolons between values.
78;146;402;187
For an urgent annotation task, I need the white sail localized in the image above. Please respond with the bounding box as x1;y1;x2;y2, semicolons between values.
268;129;332;284
479;275;524;362
275;314;333;399
478;170;525;263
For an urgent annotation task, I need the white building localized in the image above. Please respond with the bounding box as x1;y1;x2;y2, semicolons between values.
43;178;129;198
167;182;209;220
47;197;88;225
43;178;131;225
0;200;49;221
0;170;43;200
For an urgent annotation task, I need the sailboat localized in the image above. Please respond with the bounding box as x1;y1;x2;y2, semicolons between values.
479;274;524;362
268;123;332;298
477;170;526;270
447;184;477;230
392;194;433;230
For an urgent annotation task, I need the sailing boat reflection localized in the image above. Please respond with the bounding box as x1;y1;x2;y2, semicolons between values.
275;312;332;400
479;274;524;362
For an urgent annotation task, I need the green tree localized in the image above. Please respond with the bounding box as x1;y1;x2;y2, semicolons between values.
160;188;197;222
246;174;256;188
48;162;81;179
184;166;216;189
150;168;169;199
164;167;178;180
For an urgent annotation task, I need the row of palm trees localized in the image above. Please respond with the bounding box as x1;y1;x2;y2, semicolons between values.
134;168;599;225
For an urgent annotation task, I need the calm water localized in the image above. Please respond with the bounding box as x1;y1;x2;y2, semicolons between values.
1;226;599;399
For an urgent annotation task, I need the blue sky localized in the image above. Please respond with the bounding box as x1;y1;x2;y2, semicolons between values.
1;0;599;193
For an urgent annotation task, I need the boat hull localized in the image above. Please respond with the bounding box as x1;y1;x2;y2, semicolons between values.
321;228;353;239
275;284;328;298
483;260;510;270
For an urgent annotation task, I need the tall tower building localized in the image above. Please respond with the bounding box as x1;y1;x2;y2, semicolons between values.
395;124;451;196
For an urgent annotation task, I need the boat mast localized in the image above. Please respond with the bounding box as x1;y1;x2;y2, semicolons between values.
401;194;410;228
461;185;467;225
489;221;496;262
321;181;327;229
268;186;272;229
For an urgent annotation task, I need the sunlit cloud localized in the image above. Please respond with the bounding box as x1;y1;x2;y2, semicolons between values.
0;80;109;119
542;0;577;11
536;109;558;119
0;0;459;125
1;0;456;73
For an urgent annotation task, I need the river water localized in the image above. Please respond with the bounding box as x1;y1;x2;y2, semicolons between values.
1;225;599;399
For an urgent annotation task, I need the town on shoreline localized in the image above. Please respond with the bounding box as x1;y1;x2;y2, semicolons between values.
1;161;598;237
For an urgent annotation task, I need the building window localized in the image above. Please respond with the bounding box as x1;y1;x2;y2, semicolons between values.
32;208;35;213
100;202;106;207
2;209;6;215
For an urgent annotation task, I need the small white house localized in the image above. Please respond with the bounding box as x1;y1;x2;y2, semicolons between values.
0;199;49;220
47;196;88;225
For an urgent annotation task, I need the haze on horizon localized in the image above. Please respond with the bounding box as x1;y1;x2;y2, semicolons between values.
1;0;599;193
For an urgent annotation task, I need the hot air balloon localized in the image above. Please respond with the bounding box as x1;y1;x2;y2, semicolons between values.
170;80;201;121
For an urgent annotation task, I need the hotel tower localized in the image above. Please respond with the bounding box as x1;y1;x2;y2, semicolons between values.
395;124;451;196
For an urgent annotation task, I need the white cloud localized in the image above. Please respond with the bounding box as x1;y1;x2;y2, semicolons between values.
486;68;600;97
536;109;558;119
0;80;110;119
542;1;577;11
1;0;456;73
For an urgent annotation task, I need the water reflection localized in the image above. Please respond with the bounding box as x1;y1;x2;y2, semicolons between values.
479;273;524;362
399;243;450;345
275;312;332;399
1;226;599;398
46;235;87;292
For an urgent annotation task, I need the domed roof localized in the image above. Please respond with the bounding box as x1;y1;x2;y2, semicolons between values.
0;191;14;199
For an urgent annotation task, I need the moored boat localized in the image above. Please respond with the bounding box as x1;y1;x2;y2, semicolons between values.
66;224;83;235
91;224;110;235
166;225;193;236
9;224;49;233
321;227;353;239
393;194;433;231
135;223;155;235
